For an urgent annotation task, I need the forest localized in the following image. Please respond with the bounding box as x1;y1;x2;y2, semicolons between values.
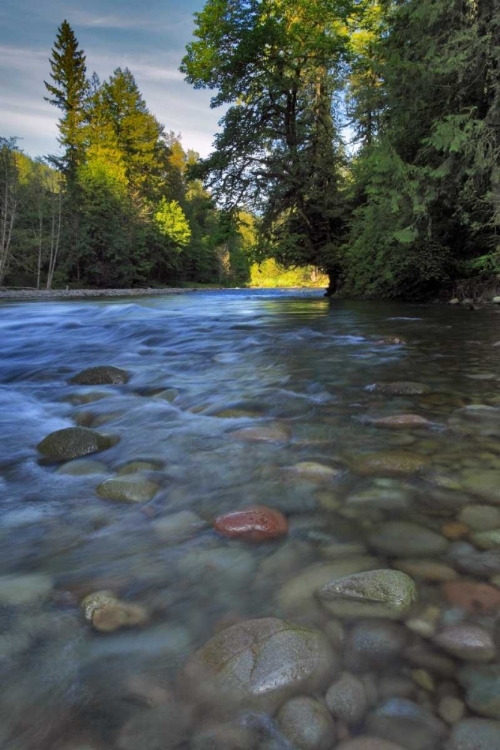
1;0;499;299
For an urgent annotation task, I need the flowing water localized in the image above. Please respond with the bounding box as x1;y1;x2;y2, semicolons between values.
1;289;500;749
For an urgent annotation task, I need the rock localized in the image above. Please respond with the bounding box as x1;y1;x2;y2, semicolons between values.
405;604;441;638
450;543;500;576
180;617;338;715
229;424;291;442
350;451;429;477
288;461;341;479
366;382;431;396
318;569;417;619
447;718;500;750
471;529;500;550
442;580;500;614
449;299;460;305
337;740;406;750
214;505;288;541
81;591;148;633
438;696;465;725
493;297;500;304
442;522;469;540
0;573;53;607
177;547;256;591
411;669;435;692
96;474;159;503
365;698;447;750
152;510;204;542
276;696;336;750
277;558;378;621
460;470;500;504
343;621;410;672
56;458;108;475
393;559;457;582
70;366;129;385
372;414;430;429
404;643;456;678
118;460;163;474
459;505;500;532
368;521;448;557
37;427;116;461
116;705;192;750
345;484;411;511
459;664;500;719
325;672;367;724
190;723;258;750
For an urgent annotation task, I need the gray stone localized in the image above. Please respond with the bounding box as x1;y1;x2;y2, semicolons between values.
349;451;429;477
471;529;500;550
318;569;417;619
325;672;367;724
276;558;378;621
96;474;159;503
180;617;338;715
56;458;108;475
37;426;116;461
460;470;500;504
152;510;204;542
177;547;256;591
366;698;447;750
438;696;465;725
459;505;500;532
447;718;500;750
337;741;407;750
276;696;336;750
190;723;258;750
116;705;192;750
434;625;496;662
459;664;500;719
344;620;410;672
366;382;431;396
70;366;129;385
368;521;448;558
0;573;53;606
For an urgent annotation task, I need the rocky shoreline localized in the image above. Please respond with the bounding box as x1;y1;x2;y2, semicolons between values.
0;287;200;301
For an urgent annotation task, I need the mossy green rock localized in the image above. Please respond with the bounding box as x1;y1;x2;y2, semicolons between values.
96;474;159;503
181;617;338;715
350;451;429;477
37;427;116;461
366;382;431;396
318;569;417;619
70;366;129;385
461;470;500;504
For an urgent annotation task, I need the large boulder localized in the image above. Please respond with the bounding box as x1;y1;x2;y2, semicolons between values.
37;427;116;461
180;617;338;715
318;569;417;620
70;366;130;385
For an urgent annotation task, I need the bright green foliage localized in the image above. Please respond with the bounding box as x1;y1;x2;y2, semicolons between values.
154;198;191;248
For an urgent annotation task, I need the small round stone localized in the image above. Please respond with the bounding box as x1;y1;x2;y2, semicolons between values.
325;673;367;724
276;696;336;750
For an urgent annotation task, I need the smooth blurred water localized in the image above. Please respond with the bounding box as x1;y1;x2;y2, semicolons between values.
1;289;500;749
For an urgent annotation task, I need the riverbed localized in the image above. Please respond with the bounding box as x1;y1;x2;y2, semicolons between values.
1;289;500;750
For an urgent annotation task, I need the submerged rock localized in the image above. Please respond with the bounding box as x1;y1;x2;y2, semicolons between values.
350;451;429;477
459;664;500;719
56;458;108;475
276;695;336;750
337;741;406;750
325;672;367;724
343;620;410;671
70;365;130;385
96;474;159;503
368;521;448;557
372;414;430;429
447;718;500;750
81;590;148;633
434;625;496;662
229;424;291;443
365;698;447;750
442;580;500;614
116;705;192;750
366;382;431;396
0;573;53;607
318;569;417;619
214;505;288;541
37;426;116;461
180;617;338;715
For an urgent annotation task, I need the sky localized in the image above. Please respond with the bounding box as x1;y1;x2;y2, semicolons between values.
0;0;221;160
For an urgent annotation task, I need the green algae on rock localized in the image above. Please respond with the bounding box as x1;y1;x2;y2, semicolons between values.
318;569;417;619
37;427;117;461
70;366;130;385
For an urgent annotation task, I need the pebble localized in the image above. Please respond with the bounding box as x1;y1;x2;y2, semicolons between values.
288;461;341;479
459;505;500;532
393;559;457;582
80;591;148;633
276;696;336;750
448;718;500;750
325;672;368;724
438;696;465;724
372;414;430;429
318;569;417;619
96;474;159;503
411;669;435;692
214;505;288;541
343;620;410;671
368;521;448;557
365;698;447;750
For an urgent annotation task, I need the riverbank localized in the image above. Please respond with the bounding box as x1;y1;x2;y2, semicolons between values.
0;287;199;301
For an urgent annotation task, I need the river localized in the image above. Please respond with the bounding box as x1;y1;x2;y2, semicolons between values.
1;289;500;750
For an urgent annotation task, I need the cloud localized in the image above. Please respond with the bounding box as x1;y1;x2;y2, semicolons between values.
69;10;191;32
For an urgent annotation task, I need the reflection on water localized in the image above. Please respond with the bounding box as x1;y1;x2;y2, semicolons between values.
1;290;500;749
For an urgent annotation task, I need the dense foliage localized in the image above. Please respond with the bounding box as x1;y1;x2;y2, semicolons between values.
183;0;500;299
3;3;498;297
0;21;252;289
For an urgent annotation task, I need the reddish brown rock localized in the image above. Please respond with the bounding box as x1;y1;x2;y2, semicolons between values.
442;580;500;614
214;505;288;541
